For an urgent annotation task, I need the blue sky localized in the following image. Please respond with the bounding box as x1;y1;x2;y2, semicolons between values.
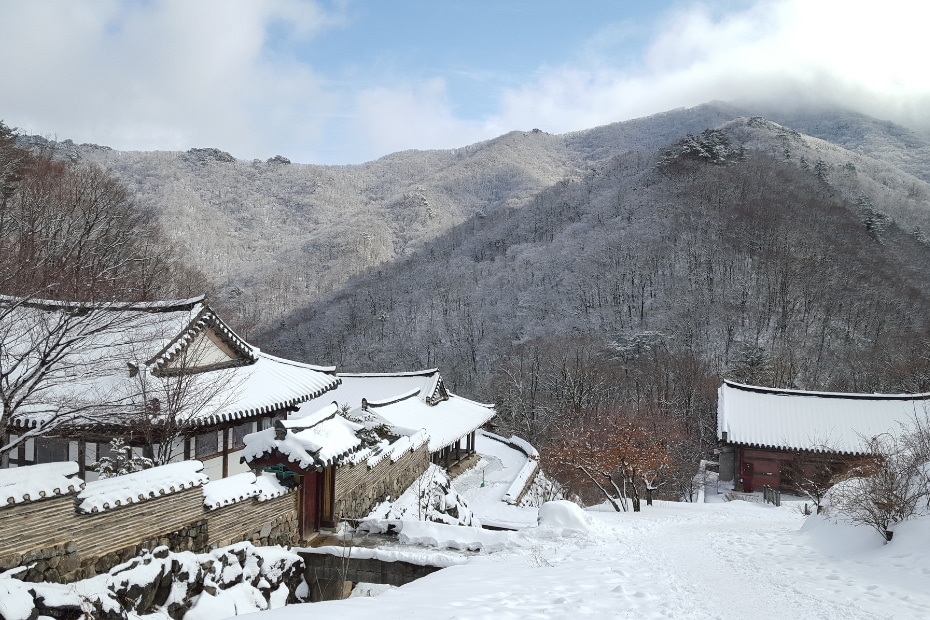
0;0;927;164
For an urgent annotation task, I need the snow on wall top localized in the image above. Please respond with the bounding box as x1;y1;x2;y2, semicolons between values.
252;471;291;502
203;471;259;509
717;380;930;454
77;461;208;513
202;471;292;510
358;429;431;468
0;462;84;507
479;430;541;505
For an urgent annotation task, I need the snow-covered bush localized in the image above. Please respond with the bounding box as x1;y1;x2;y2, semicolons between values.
362;464;479;529
91;438;154;478
537;500;591;534
827;433;930;542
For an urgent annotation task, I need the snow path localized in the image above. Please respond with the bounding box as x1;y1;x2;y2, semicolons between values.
255;500;930;619
453;434;539;528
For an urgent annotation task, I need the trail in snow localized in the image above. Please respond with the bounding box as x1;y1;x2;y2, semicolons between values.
453;434;539;529
257;498;930;619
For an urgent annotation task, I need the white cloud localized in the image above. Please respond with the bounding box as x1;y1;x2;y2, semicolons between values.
349;79;502;159
491;0;930;135
0;0;927;165
0;0;342;159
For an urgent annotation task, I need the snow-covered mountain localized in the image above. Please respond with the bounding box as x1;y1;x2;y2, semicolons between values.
24;103;930;435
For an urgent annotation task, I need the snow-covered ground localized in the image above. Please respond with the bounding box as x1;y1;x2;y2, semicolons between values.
452;433;541;529
8;437;930;619
251;449;930;620
254;497;930;619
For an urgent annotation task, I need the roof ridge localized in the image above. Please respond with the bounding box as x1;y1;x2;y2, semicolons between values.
339;369;438;378
366;388;422;407
722;379;930;401
0;294;206;313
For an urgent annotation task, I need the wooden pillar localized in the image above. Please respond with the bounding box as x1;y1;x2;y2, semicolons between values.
184;436;192;461
456;438;461;463
222;427;229;478
444;446;450;469
77;439;87;478
321;466;335;528
1;434;9;468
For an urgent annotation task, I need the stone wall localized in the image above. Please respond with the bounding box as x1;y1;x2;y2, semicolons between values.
207;491;298;548
299;550;442;602
335;443;430;520
0;486;298;583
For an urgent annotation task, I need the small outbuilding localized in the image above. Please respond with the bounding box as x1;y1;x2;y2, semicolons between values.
716;379;930;492
241;402;431;539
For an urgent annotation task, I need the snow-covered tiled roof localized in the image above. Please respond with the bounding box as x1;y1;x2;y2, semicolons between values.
242;403;367;471
360;429;431;468
0;462;84;507
293;370;445;418
291;369;494;453
77;461;208;513
357;392;495;452
242;400;433;472
194;352;339;426
3;296;339;432
717;380;930;454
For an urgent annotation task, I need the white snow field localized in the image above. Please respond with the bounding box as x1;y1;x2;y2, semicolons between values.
252;497;930;620
7;440;930;618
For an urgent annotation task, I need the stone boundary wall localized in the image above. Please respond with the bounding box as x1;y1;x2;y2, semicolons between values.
299;550;443;602
0;486;298;583
335;443;430;520
207;491;298;549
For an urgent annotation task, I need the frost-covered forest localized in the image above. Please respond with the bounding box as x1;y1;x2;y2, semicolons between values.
29;102;930;461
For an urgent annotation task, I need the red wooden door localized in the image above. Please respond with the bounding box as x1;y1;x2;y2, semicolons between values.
299;471;320;539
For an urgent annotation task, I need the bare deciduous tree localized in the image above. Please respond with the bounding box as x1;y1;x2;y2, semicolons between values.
544;413;672;512
0;121;211;459
127;336;243;465
0;298;142;458
829;432;929;542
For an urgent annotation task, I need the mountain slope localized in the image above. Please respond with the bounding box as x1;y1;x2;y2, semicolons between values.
258;117;930;442
16;102;930;444
38;102;791;332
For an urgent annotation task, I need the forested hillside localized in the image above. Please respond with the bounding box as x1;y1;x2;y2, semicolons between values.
40;103;761;334
20;103;930;457
261;116;930;451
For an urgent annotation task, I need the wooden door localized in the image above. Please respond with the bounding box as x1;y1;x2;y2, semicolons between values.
320;466;336;528
299;471;320;539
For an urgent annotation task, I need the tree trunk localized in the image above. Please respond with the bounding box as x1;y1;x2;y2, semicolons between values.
576;466;622;512
628;477;641;512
